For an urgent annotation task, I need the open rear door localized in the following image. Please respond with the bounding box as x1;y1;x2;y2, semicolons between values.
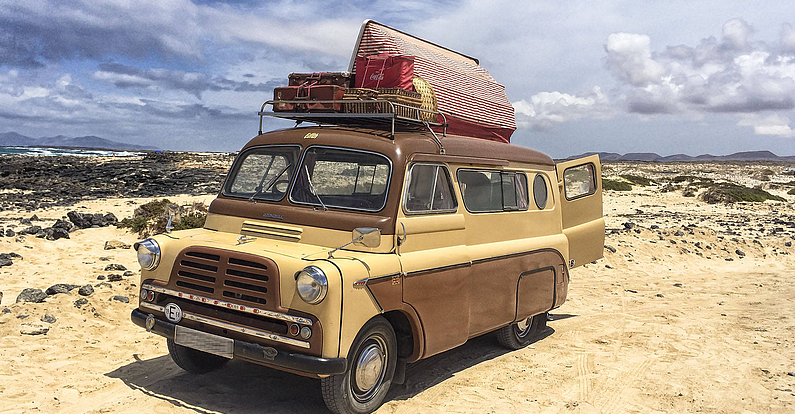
555;155;605;268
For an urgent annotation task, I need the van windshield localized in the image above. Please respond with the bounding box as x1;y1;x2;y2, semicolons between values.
290;147;391;212
224;145;300;201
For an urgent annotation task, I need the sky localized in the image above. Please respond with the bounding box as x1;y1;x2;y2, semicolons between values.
1;0;794;157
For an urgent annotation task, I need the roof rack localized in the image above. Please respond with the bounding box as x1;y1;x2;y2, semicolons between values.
258;100;448;141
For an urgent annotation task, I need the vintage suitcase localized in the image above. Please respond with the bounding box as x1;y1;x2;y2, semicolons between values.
273;85;346;112
354;54;415;90
288;72;351;87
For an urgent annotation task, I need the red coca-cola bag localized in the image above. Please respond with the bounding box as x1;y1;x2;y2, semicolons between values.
354;54;414;90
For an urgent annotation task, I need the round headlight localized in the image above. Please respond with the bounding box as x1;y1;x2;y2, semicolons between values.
135;239;161;271
295;266;328;304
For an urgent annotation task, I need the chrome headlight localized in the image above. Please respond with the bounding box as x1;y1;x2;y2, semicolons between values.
135;239;161;271
295;266;328;304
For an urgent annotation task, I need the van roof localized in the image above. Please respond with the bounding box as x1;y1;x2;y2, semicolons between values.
243;127;553;167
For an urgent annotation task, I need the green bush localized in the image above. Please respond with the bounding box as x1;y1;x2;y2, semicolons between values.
619;174;654;186
118;199;207;238
698;183;786;204
603;178;632;191
788;188;795;195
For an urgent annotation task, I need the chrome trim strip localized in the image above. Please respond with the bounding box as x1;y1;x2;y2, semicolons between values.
181;312;310;349
142;284;313;326
138;302;310;349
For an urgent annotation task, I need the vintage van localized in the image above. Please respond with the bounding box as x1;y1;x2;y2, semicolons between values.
131;126;604;413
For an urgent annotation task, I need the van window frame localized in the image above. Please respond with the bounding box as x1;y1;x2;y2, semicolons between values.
222;144;302;202
456;168;530;213
562;162;597;201
287;145;393;213
402;162;458;215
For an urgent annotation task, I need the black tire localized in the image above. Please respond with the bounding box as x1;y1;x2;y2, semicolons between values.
496;313;546;350
321;316;397;414
166;338;229;374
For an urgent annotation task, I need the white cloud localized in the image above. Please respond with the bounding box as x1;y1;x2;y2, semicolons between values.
605;33;667;87
513;86;614;129
737;114;794;137
722;18;753;49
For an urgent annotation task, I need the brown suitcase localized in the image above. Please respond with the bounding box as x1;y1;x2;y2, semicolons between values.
288;72;352;87
273;85;346;112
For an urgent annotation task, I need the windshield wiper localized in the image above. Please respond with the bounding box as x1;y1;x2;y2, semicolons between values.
249;163;291;202
304;165;328;211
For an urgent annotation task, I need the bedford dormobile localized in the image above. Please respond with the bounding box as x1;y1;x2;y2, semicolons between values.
131;126;604;413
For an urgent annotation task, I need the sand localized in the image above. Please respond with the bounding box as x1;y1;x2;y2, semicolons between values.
1;166;794;413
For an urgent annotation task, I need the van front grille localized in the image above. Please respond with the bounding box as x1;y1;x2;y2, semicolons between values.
169;247;280;309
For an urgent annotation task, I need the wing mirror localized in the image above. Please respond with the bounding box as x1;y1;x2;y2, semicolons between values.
352;227;381;248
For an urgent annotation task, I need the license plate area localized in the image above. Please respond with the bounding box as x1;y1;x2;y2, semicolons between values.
174;325;234;359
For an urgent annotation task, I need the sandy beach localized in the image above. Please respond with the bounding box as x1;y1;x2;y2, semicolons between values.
1;157;794;413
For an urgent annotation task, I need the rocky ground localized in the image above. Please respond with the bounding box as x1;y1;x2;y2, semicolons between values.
0;156;793;414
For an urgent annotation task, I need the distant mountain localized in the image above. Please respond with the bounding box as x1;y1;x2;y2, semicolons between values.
0;132;157;150
567;150;795;162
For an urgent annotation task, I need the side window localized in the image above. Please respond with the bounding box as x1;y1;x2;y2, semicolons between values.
563;163;596;200
458;169;529;213
404;163;457;213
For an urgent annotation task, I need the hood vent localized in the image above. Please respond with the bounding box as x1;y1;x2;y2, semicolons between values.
241;220;303;242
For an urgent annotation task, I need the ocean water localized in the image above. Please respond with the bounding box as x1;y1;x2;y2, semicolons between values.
0;146;142;157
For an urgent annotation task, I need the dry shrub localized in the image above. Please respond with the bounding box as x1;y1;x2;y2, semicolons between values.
118;199;207;238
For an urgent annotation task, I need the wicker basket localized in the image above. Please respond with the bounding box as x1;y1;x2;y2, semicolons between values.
412;76;438;122
343;87;423;119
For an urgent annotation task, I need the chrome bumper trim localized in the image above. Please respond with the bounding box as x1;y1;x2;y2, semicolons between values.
139;302;310;349
142;284;312;326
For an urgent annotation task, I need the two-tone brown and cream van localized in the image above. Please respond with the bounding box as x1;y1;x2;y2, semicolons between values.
131;126;604;413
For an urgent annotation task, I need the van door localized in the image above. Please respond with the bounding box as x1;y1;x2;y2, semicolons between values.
555;155;605;268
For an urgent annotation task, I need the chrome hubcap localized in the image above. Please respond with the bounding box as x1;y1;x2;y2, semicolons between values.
353;337;387;401
515;316;533;338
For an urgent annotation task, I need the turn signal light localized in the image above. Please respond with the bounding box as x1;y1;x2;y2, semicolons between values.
289;323;300;336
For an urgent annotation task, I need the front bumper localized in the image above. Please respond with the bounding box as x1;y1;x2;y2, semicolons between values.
131;309;347;375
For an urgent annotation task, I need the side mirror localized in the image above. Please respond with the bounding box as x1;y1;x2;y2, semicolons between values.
353;227;381;248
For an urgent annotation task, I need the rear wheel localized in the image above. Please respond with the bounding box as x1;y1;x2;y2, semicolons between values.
322;316;397;414
167;338;229;374
496;314;546;350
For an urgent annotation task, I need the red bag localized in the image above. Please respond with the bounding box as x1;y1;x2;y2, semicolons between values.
354;54;415;90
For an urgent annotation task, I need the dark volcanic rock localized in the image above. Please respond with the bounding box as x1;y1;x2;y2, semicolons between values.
41;313;57;323
112;295;130;303
5;229;15;237
107;274;123;282
19;225;41;235
16;288;48;303
104;264;127;271
78;284;94;296
45;284;80;295
67;211;118;229
0;258;11;267
74;298;89;308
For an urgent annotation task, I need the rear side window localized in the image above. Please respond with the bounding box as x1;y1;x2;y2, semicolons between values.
563;163;596;200
458;170;529;213
404;163;457;213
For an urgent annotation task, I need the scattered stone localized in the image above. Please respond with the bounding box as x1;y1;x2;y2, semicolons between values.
78;285;94;296
0;257;11;267
17;314;28;319
96;275;106;280
788;372;794;377
99;257;111;261
41;313;57;323
20;323;50;335
736;249;746;257
673;283;683;288
123;270;134;277
604;245;617;253
104;264;127;271
16;288;48;303
0;291;2;303
786;241;792;247
726;258;734;261
674;230;685;236
19;225;41;235
104;240;131;250
623;222;635;230
107;274;123;282
2;308;10;314
112;295;130;303
5;229;15;237
74;298;89;308
29;214;39;221
95;282;112;289
656;293;664;298
67;211;119;229
650;225;659;229
625;289;638;293
45;284;80;296
605;264;613;269
52;219;75;232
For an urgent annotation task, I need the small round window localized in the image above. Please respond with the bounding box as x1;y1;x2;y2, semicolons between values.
533;174;548;209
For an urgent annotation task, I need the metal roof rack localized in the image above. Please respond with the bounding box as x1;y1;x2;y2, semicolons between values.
258;100;448;141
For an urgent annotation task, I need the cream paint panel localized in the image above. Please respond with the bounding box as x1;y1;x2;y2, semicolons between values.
555;155;605;267
205;213;394;254
466;234;569;263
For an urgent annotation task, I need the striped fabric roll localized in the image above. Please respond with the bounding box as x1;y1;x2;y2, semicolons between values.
350;22;516;143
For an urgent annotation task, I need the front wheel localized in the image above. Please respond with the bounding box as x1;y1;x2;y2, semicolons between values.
167;338;229;374
496;314;546;350
322;316;397;414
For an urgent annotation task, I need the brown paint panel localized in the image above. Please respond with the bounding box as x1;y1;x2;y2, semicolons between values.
366;275;402;310
554;264;569;308
516;268;555;320
402;266;471;358
468;249;565;335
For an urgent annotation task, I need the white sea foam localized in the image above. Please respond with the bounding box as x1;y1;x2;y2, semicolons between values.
0;146;142;157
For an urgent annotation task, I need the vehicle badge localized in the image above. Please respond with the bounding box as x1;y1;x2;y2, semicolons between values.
303;132;318;139
164;303;183;323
